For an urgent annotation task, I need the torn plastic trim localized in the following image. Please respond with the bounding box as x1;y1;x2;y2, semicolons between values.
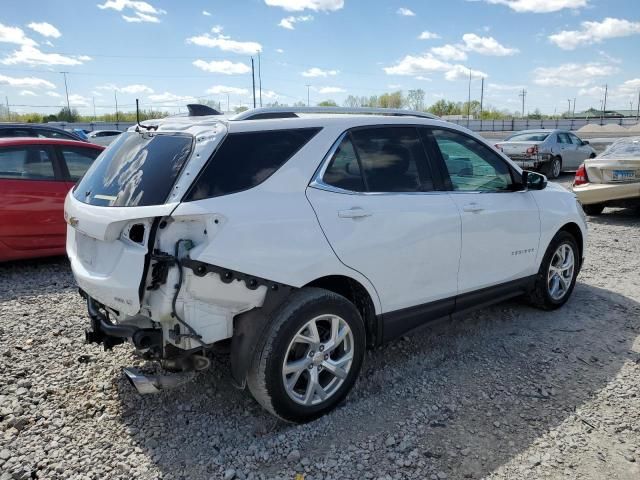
181;258;290;292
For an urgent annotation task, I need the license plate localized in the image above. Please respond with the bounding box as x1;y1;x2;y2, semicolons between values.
611;169;636;181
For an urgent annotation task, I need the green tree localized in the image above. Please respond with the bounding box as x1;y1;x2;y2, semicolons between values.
234;106;249;113
317;100;337;106
57;107;79;122
406;89;425;111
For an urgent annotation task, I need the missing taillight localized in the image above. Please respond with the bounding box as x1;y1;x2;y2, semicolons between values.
129;224;145;244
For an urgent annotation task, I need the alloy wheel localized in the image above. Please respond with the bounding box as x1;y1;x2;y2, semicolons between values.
547;243;575;301
282;314;355;406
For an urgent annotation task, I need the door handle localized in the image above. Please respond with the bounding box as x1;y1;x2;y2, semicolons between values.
462;203;484;213
338;207;372;219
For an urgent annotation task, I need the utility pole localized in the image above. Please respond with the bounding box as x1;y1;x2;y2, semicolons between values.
258;52;263;107
603;84;608;115
567;99;571;117
92;96;96;121
573;97;576;117
637;90;640;121
479;77;484;119
467;69;472;121
60;71;71;114
114;91;119;123
5;96;9;121
226;93;230;113
518;88;527;118
306;84;311;106
251;57;256;108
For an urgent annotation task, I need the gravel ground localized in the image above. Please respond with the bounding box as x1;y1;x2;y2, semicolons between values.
1;175;639;480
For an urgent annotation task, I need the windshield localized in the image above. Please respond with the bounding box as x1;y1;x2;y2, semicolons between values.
73;131;192;207
505;132;550;142
599;137;640;159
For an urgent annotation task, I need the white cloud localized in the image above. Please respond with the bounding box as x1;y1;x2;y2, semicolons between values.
186;33;262;54
431;44;467;61
483;0;588;13
97;0;167;23
533;62;616;87
278;15;313;29
211;25;223;34
577;85;605;97
397;7;415;16
148;92;195;103
1;45;91;66
418;31;440;40
261;90;279;99
193;59;251;74
205;85;249;95
264;0;343;12
549;17;640;50
27;22;61;38
462;33;518;55
0;73;54;89
318;86;346;94
618;78;640;95
69;94;90;106
97;83;154;94
46;91;61;97
202;10;211;16
0;23;37;46
276;48;285;53
487;83;525;91
383;53;487;81
19;90;36;96
301;67;338;77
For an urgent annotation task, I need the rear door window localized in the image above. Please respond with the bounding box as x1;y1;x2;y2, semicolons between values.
557;133;571;144
0;146;57;180
73;132;193;207
59;146;101;181
186;128;321;201
35;128;76;140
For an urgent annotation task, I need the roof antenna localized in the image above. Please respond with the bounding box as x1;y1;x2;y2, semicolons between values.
135;98;157;132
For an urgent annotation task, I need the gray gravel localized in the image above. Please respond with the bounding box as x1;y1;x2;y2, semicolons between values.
1;175;639;479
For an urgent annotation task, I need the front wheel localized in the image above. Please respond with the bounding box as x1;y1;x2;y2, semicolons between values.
527;231;579;310
247;288;365;423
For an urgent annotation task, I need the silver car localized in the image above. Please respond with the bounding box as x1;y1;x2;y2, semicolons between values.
496;129;596;179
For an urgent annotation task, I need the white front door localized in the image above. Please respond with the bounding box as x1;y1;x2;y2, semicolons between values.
306;126;461;315
427;128;541;294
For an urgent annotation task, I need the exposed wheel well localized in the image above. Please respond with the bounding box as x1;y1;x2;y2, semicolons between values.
558;222;584;264
304;275;378;347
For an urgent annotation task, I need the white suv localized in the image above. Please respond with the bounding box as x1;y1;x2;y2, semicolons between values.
65;106;587;422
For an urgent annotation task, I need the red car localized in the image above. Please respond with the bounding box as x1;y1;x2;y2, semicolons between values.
0;138;104;261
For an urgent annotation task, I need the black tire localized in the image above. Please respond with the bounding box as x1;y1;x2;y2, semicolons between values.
247;287;365;423
543;156;562;179
527;231;580;310
582;203;604;215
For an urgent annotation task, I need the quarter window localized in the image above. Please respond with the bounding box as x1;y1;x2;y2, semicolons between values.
557;133;571;144
322;136;365;192
187;128;321;201
431;129;512;192
0;147;56;180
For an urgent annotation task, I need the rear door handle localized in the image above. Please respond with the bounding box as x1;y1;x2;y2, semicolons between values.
462;203;484;213
338;207;372;219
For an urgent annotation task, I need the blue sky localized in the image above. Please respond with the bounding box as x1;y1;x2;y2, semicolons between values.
1;0;639;115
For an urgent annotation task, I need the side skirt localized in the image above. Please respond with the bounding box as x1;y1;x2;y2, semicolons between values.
379;275;536;343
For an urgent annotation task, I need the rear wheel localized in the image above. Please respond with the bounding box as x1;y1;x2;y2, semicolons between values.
583;203;604;215
527;231;579;310
247;288;365;423
544;156;562;179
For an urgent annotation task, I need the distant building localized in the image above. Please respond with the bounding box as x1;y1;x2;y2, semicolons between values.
574;108;638;119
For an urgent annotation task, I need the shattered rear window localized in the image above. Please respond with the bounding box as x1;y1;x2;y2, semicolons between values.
599;137;640;159
73;131;192;207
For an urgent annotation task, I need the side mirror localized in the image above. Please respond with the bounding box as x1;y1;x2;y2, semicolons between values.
521;170;547;191
582;140;589;145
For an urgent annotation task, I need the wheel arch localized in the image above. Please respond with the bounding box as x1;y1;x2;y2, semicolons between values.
557;222;584;266
304;275;380;348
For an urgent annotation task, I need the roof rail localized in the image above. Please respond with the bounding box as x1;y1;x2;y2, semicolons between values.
230;106;439;121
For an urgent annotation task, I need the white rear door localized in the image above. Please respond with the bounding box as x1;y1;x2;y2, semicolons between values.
307;126;461;318
426;128;541;294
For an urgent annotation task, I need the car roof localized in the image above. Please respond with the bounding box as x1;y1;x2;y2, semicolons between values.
0;123;67;130
0;137;104;149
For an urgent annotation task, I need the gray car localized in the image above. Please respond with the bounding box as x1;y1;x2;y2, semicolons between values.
496;129;596;179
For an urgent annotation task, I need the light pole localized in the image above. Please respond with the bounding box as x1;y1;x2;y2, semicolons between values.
60;71;71;114
305;84;311;106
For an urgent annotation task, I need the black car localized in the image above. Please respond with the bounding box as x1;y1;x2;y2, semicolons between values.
0;124;86;142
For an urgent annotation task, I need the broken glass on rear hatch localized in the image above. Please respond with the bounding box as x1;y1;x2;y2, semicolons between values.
73;131;192;207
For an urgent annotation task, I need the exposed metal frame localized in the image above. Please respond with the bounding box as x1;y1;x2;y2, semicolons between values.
231;106;439;121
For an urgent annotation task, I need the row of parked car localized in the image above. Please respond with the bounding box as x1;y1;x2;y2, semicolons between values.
0;123;122;146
